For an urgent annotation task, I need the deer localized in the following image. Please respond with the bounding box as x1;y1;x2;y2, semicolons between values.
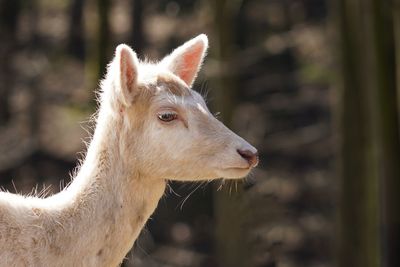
0;34;258;267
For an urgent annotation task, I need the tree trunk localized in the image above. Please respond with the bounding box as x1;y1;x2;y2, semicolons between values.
85;0;111;106
373;2;400;266
130;0;144;55
0;0;21;125
212;1;250;267
96;0;111;80
68;0;86;59
335;0;400;266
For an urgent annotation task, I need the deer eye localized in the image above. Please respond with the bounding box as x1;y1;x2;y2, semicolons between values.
157;111;178;122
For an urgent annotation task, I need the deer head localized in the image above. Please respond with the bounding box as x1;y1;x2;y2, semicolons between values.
100;34;258;181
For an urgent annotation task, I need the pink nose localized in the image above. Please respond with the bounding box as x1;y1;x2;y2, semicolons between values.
237;149;259;167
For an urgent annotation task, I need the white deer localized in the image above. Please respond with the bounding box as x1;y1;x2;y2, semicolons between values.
0;34;258;267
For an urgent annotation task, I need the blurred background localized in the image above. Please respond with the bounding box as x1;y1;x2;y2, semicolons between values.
0;0;399;267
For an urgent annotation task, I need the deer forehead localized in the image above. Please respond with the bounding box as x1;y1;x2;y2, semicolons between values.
155;73;191;97
145;74;209;113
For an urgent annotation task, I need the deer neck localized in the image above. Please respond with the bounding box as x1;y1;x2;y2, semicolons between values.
51;109;166;265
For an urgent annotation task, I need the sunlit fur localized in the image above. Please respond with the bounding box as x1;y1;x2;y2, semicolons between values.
0;34;257;266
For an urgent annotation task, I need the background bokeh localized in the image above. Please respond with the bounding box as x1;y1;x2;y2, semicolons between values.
0;1;399;267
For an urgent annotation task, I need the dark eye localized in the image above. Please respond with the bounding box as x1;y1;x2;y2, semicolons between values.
158;112;178;122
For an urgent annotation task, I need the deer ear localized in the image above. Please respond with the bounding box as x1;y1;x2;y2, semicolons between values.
115;44;139;106
161;34;208;87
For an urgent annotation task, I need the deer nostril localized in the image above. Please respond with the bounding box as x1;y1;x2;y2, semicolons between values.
237;149;259;167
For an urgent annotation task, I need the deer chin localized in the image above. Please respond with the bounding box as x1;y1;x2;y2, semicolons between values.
216;167;253;179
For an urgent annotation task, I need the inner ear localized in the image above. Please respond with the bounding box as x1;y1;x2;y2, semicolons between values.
179;43;205;84
116;44;139;106
161;34;208;87
121;49;136;94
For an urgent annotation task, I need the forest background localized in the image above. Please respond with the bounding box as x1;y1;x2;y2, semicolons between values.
0;0;399;267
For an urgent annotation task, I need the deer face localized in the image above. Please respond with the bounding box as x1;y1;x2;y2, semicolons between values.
104;35;258;181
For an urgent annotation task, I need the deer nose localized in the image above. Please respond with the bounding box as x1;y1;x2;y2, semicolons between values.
237;149;259;167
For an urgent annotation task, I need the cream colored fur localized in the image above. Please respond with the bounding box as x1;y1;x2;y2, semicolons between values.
0;34;257;267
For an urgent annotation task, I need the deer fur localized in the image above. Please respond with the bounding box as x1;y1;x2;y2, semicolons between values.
0;34;258;267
